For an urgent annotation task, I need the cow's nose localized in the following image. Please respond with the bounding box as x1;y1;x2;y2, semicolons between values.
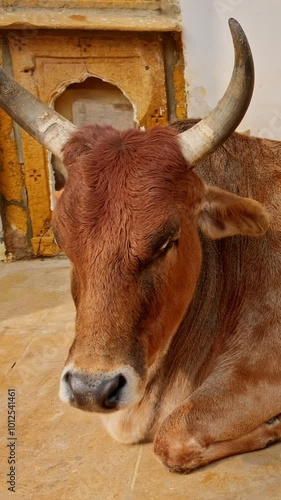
63;370;127;410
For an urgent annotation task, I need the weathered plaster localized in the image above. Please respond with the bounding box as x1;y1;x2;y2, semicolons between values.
0;0;181;32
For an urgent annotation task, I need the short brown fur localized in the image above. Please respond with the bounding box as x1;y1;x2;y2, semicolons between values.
54;121;281;473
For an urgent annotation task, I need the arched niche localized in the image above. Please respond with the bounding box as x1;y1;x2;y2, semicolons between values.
51;76;136;190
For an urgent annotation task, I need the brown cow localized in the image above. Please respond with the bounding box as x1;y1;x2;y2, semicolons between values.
1;19;281;473
53;121;281;473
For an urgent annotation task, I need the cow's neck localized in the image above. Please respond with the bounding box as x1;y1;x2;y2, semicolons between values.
153;234;243;419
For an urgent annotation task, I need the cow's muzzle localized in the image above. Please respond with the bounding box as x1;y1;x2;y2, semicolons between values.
59;365;143;412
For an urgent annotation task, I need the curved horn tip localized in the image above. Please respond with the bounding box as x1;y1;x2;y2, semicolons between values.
228;17;240;29
228;18;244;34
228;17;254;85
228;18;252;53
177;17;254;167
228;18;245;43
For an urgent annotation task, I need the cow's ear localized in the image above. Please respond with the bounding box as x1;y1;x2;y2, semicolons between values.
197;185;269;239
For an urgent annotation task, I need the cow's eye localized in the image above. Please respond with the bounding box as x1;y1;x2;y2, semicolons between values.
158;238;179;256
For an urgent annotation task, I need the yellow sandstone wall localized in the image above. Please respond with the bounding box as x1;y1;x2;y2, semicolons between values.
0;0;185;259
0;38;32;259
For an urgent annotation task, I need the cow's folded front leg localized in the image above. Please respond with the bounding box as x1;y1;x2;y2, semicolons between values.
154;402;206;473
154;411;281;474
154;373;281;473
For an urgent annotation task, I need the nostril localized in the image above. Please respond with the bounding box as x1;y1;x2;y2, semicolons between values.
63;371;71;384
62;370;75;402
103;374;127;409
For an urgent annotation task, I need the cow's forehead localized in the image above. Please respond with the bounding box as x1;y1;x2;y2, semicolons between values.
61;125;193;195
54;125;205;261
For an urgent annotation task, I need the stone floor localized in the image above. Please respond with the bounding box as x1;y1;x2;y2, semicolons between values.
0;259;281;500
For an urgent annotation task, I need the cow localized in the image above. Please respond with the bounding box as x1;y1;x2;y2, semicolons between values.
1;19;281;474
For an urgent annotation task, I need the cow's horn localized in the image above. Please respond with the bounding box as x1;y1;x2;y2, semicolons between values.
0;67;76;160
179;18;254;167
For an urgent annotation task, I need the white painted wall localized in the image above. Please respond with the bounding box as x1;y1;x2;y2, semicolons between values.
178;0;281;140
